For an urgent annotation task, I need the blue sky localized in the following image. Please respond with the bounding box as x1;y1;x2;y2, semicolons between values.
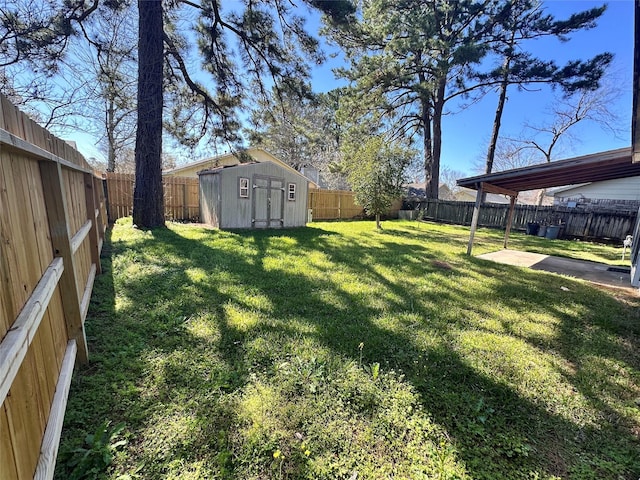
306;0;634;176
72;0;634;174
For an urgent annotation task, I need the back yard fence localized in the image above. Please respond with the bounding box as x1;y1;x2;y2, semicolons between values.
0;94;107;479
307;188;364;220
104;178;366;223
409;199;636;242
104;173;200;223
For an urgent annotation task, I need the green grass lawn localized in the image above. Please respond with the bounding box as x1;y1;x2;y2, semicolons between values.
56;219;640;480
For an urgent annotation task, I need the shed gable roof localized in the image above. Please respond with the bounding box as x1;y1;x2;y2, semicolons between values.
198;160;313;184
166;147;319;187
164;147;278;174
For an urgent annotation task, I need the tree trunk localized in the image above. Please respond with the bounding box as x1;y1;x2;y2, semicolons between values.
107;97;116;172
421;97;436;199
482;60;511;204
133;0;164;228
485;61;511;176
428;78;446;199
485;25;517;174
375;213;381;230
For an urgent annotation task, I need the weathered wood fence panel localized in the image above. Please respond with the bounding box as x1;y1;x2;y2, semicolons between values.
0;94;107;480
104;173;199;222
416;199;636;241
308;189;364;220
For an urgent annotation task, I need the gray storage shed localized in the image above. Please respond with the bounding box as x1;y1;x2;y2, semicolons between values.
199;161;309;229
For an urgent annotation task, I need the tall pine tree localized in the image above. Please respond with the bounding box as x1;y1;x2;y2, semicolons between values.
480;0;611;178
327;0;501;199
133;0;164;227
327;0;612;199
1;0;355;228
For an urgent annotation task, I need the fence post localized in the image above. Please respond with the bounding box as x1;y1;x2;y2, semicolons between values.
103;175;112;224
83;173;102;275
93;176;105;249
504;195;517;249
39;161;88;363
467;185;483;255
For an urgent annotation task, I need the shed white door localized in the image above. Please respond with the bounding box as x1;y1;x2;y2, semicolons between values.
252;175;285;228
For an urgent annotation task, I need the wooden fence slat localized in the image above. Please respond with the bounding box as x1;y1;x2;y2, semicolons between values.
0;174;17;337
5;351;43;479
39;161;88;363
0;405;18;479
33;340;77;480
79;264;97;323
0;257;63;408
307;188;364;220
0;130;91;174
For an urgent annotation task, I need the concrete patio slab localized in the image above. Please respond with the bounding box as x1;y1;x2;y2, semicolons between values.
477;249;636;293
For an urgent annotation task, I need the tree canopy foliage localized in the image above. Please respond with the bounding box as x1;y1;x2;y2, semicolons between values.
1;0;355;227
0;0;616;222
246;86;349;189
325;0;612;199
479;0;611;179
343;135;414;229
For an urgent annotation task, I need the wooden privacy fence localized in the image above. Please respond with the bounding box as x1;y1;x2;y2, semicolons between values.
105;173;199;222
0;94;107;479
415;199;636;242
105;178;365;223
308;188;364;220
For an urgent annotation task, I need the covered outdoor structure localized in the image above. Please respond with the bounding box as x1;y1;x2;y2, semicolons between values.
456;147;639;256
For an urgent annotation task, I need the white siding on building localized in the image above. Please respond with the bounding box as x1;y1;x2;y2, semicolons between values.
553;176;640;202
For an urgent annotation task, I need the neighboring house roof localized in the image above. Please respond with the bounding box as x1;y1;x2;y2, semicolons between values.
455;187;511;204
547;183;590;195
453;188;475;201
517;189;554;206
164;146;319;188
405;182;511;203
405;181;551;205
405;182;453;198
454;188;553;205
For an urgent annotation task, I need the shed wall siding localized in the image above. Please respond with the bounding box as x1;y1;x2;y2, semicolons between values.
219;170;253;229
200;161;308;229
199;174;221;227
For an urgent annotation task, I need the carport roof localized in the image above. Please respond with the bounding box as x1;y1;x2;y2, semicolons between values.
457;147;637;196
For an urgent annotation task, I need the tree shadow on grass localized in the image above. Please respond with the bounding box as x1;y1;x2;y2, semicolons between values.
59;223;640;479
